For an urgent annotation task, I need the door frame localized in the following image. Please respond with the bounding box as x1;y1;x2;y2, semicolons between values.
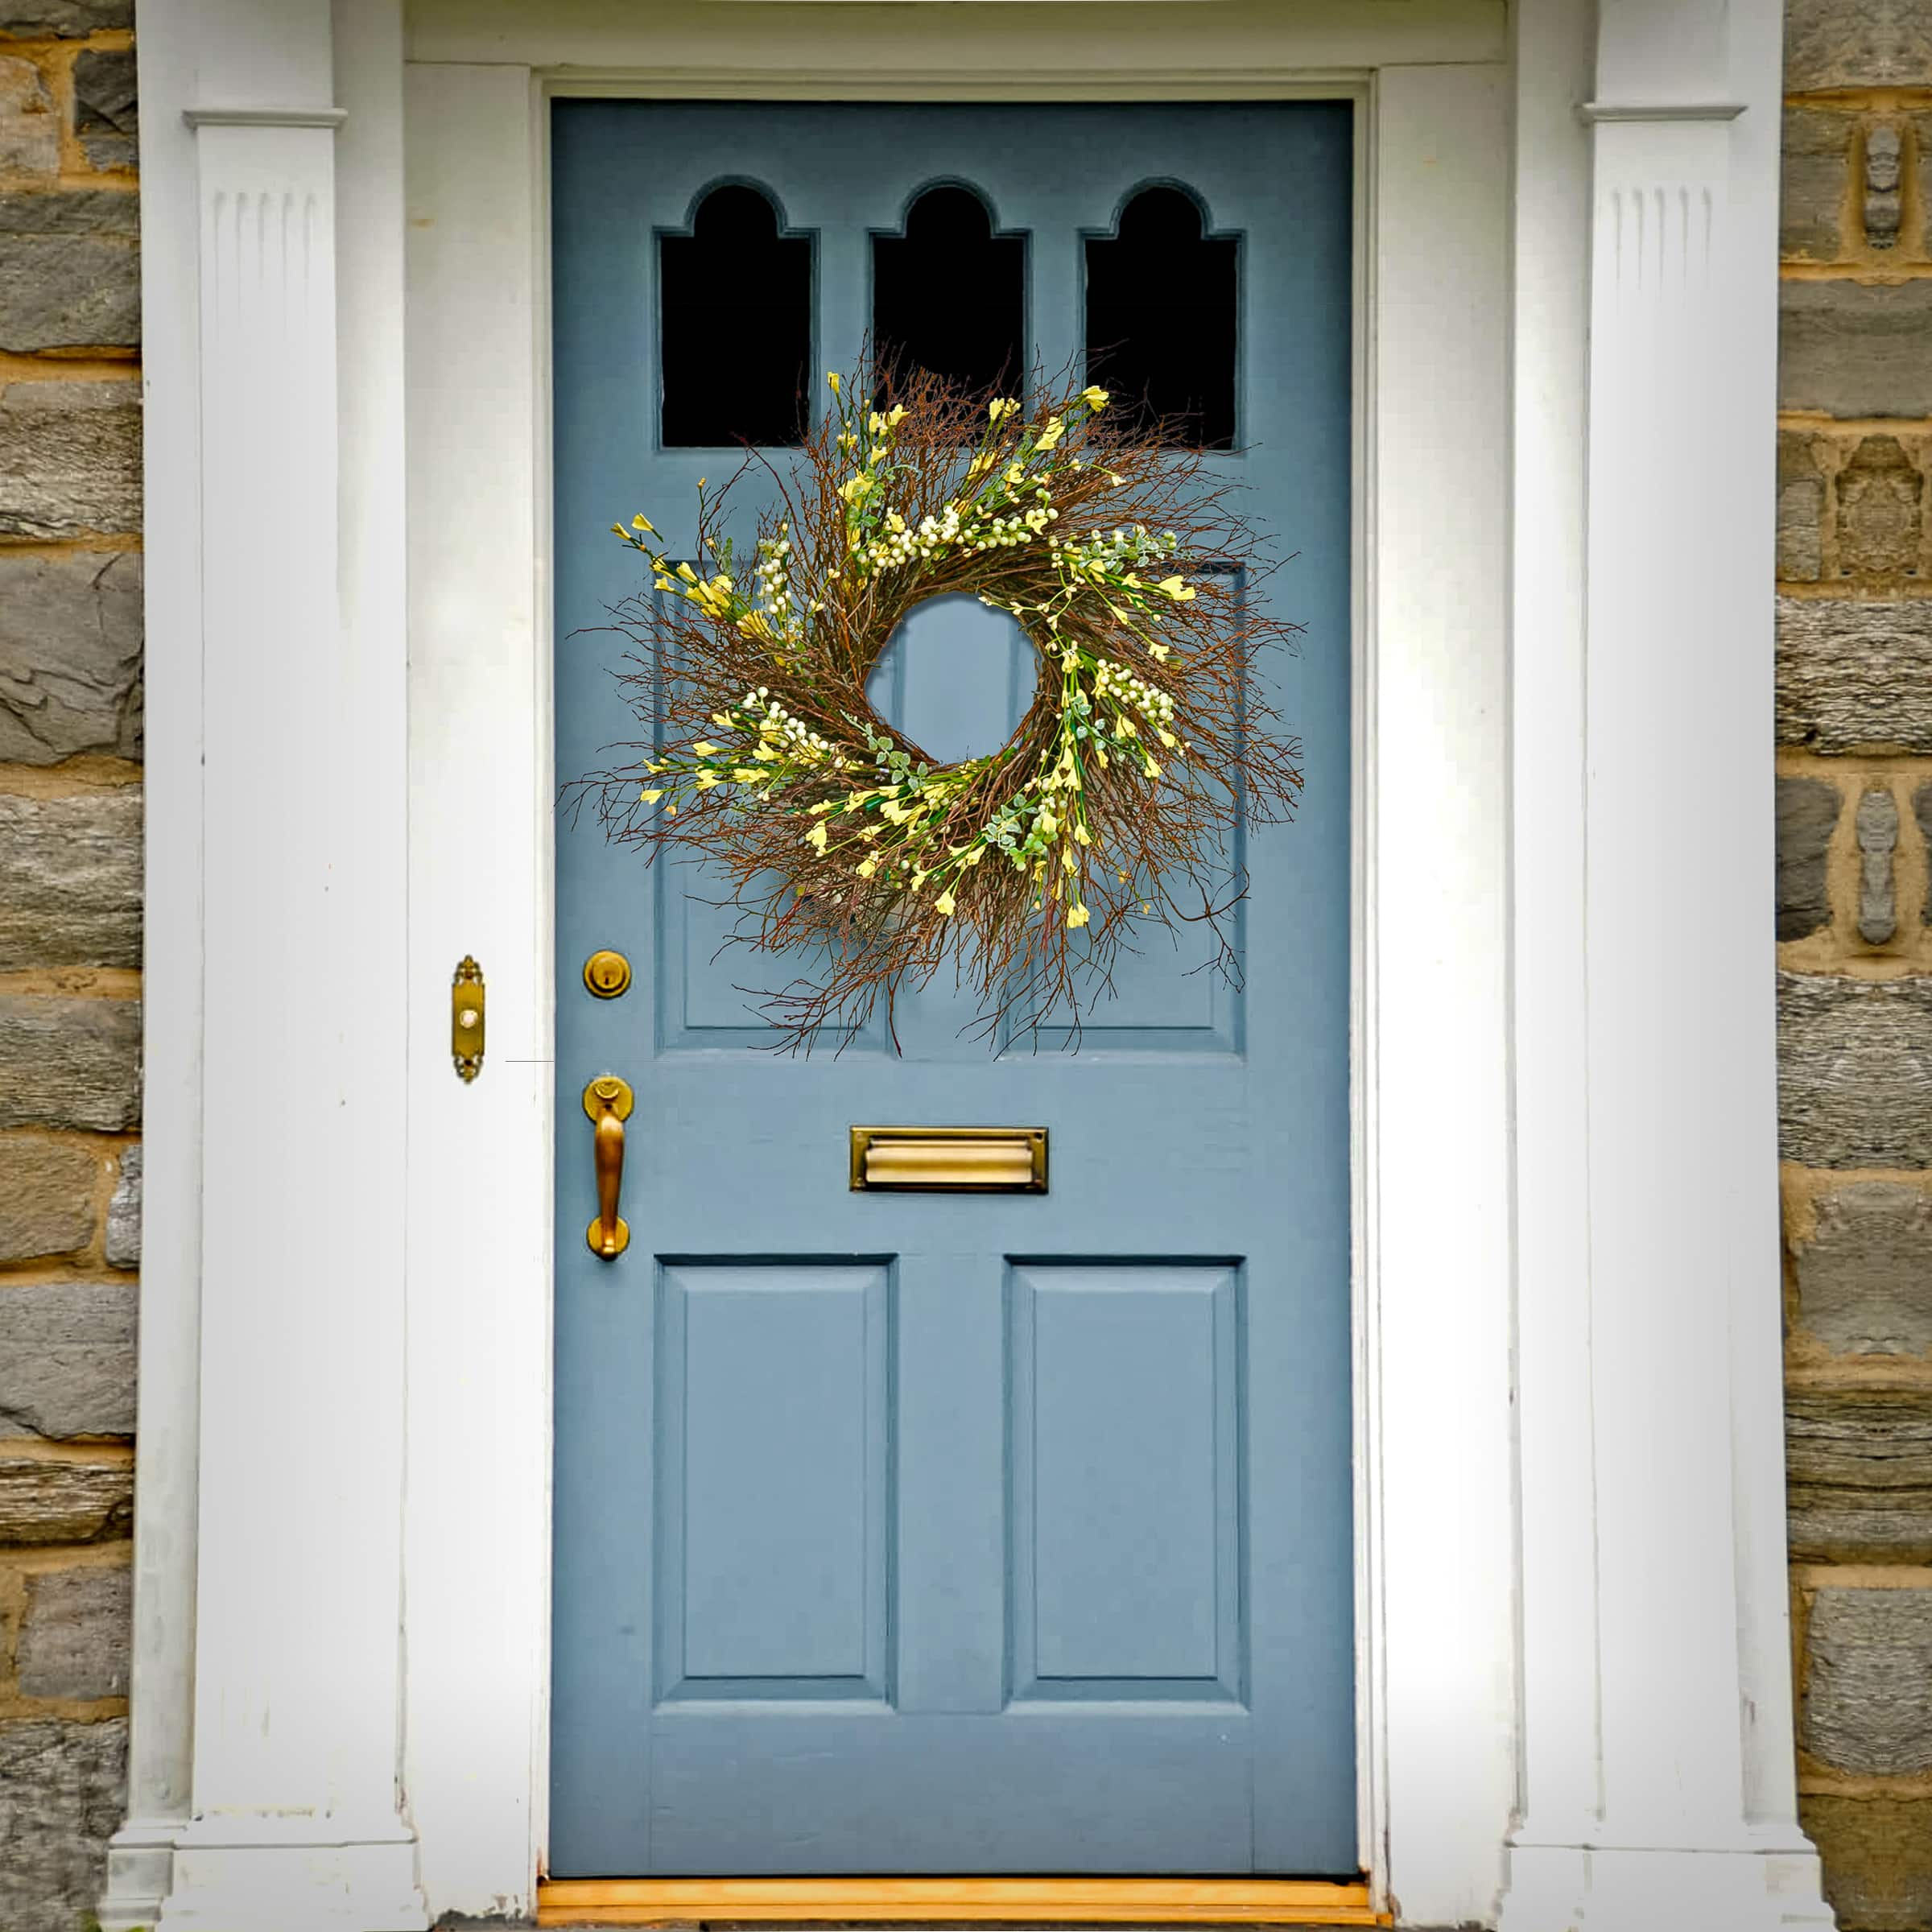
112;3;1827;1930
398;27;1513;1926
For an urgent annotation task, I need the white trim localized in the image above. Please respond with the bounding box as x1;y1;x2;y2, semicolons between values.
181;105;349;127
1575;101;1746;122
111;2;1824;1928
399;35;1518;1930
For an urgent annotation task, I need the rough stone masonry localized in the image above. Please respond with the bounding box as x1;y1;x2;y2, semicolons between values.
0;4;140;1932
4;4;1932;1931
1777;2;1932;1927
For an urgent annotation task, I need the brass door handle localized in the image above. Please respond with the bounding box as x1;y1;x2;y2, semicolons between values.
583;1075;634;1258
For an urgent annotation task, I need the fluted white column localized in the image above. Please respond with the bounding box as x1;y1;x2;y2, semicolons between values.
1501;3;1834;1926
107;3;423;1927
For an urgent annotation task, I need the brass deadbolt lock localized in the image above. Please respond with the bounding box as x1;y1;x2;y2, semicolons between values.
584;948;633;999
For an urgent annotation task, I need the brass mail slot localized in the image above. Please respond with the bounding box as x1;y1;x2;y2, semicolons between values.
849;1125;1048;1194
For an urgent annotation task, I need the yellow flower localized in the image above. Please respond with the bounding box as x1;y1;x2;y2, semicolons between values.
1060;845;1077;872
1158;576;1196;601
663;803;677;816
1080;386;1109;411
840;474;873;506
1067;902;1091;929
856;856;878;879
676;561;699;583
933;889;956;916
732;767;761;784
828;372;842;395
807;821;830;852
631;514;658;535
966;452;996;480
886;403;907;427
989;396;1020;423
1158;729;1177;748
1035;416;1065;451
653;577;674;593
1074;824;1092;845
692;741;720;756
640;787;663;803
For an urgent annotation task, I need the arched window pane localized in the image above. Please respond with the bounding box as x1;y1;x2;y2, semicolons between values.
873;185;1026;399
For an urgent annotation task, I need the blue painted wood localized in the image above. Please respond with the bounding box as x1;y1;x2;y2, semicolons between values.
551;100;1355;1878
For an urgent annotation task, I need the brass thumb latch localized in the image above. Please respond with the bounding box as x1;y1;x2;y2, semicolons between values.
452;957;485;1082
583;1075;634;1258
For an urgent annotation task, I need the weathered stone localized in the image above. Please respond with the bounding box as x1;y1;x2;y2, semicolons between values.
1920;783;1932;923
0;549;143;766
19;1563;131;1699
1786;0;1932;90
0;56;58;179
0;995;138;1131
103;1138;138;1269
1777;776;1839;939
1856;787;1899;945
1836;436;1923;580
1777;433;1826;582
1778;973;1932;1167
1777;597;1932;753
0;786;142;969
1796;1180;1932;1354
1803;1796;1932;1932
1865;122;1904;250
0;1133;98;1263
0;1282;136;1437
0;1452;132;1545
72;47;135;174
0;379;142;539
0;1718;126;1932
1781;108;1852;261
1780;280;1932;419
0;188;139;353
1788;1389;1932;1560
0;0;132;31
1803;1587;1932;1775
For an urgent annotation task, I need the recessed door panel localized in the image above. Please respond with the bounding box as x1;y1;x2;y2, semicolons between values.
551;98;1355;1878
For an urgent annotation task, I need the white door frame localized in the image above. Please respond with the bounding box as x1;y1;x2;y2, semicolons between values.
108;3;1829;1930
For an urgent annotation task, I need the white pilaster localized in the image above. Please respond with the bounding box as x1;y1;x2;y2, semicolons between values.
1500;3;1834;1927
108;3;424;1928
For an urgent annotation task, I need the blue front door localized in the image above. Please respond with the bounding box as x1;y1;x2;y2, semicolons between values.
551;100;1354;1878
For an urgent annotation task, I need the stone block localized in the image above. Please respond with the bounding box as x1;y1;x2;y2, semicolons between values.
1788;1389;1932;1560
0;1282;135;1437
0;188;139;353
0;786;142;969
0;56;58;180
1921;783;1932;923
0;1452;131;1544
0;1719;126;1932
1780;280;1932;420
1803;1587;1932;1775
1836;436;1924;581
103;1138;138;1268
1802;1796;1932;1932
0;1132;97;1263
1777;433;1826;582
18;1563;130;1699
1781;108;1852;261
0;549;143;766
1795;1179;1932;1354
1778;973;1932;1167
1777;597;1932;753
72;47;135;174
1786;0;1932;90
0;0;132;30
0;994;138;1131
0;379;142;539
1777;776;1839;940
1856;786;1899;945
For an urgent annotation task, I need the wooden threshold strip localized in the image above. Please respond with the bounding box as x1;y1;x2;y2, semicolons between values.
536;1877;1388;1926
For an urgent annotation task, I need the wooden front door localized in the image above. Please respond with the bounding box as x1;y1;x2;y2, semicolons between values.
549;98;1354;1878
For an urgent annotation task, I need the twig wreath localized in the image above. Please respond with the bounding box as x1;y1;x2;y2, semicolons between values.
573;363;1305;1051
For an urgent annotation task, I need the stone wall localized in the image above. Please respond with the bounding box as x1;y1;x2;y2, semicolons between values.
1778;4;1932;1929
0;4;140;1932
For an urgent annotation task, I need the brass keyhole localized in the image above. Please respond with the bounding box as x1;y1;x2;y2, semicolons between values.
584;949;633;999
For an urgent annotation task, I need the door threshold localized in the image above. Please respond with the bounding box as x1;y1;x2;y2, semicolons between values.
535;1878;1387;1927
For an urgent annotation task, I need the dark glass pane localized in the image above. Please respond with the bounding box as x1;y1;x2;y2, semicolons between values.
873;185;1026;399
660;184;811;447
1085;187;1237;449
